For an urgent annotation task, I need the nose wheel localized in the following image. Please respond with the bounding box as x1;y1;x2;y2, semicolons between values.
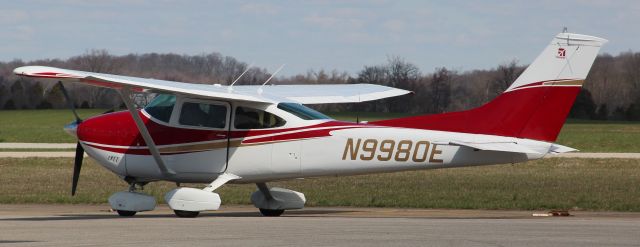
109;182;156;217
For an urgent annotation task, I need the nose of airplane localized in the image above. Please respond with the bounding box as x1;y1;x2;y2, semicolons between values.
64;121;80;138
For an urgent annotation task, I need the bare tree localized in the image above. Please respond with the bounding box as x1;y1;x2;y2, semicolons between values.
356;65;389;112
488;60;523;100
71;49;118;73
3;48;640;121
429;67;454;113
624;52;640;96
69;50;119;108
387;56;419;89
386;56;419;112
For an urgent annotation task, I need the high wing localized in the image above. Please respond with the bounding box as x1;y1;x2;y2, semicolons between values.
13;66;411;104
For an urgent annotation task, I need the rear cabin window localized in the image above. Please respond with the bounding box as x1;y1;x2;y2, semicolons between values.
144;94;176;122
179;102;227;129
234;107;286;129
277;103;331;120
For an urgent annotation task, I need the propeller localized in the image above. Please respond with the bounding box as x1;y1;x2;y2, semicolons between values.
71;142;84;196
57;81;81;124
57;81;84;196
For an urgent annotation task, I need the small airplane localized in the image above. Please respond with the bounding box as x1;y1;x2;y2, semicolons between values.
13;32;607;217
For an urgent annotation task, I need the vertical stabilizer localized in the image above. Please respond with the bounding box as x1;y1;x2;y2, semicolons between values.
507;33;608;92
373;33;607;142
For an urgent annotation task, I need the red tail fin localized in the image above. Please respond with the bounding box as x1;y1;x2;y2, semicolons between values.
373;81;581;142
373;33;607;142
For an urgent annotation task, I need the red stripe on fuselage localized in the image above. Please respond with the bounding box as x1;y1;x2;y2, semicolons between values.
77;110;361;154
85;144;151;155
241;126;361;144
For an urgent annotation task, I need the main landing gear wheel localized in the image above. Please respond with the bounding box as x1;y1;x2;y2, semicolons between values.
174;210;200;218
117;210;137;217
259;208;285;217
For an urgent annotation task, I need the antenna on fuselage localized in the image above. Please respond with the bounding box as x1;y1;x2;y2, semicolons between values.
229;62;254;87
262;64;285;86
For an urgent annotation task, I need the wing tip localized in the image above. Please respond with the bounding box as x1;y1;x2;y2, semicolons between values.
14;66;82;79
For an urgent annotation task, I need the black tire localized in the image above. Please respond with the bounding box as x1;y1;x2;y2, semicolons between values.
259;208;285;217
174;210;200;218
117;210;137;217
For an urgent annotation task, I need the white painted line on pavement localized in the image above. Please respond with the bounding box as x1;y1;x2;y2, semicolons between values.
0;152;87;158
0;143;76;149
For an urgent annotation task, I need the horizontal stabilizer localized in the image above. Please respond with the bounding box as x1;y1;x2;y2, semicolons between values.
547;143;578;154
449;141;541;154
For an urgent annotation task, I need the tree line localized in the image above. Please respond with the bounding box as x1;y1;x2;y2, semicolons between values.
0;50;639;120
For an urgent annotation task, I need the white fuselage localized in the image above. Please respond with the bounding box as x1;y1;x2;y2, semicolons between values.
80;109;551;184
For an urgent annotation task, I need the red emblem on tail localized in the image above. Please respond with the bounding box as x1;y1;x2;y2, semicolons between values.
557;48;566;58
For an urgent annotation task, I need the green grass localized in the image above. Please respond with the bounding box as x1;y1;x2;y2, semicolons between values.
556;121;640;152
1;157;639;211
1;110;640;152
0;109;105;143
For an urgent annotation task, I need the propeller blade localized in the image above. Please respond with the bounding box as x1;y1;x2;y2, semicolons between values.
57;81;82;123
71;142;84;196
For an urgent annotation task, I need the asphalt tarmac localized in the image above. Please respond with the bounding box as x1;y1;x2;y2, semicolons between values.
0;204;638;247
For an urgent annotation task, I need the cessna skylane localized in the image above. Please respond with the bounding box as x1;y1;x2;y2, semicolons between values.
13;32;606;217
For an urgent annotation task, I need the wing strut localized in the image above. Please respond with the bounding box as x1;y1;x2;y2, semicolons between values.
118;87;175;177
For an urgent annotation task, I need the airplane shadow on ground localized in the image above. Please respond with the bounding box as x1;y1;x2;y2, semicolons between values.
0;240;40;244
0;209;359;221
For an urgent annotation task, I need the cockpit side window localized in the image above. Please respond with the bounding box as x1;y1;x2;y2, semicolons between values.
179;102;227;129
234;107;286;129
144;94;176;122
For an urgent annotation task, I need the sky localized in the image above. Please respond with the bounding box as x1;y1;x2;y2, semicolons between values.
1;0;639;76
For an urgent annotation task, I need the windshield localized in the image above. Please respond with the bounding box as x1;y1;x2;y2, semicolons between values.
144;94;176;122
277;103;331;120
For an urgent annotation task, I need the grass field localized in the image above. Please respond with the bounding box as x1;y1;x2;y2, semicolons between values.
0;109;105;143
1;157;639;211
555;120;640;152
1;109;640;152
